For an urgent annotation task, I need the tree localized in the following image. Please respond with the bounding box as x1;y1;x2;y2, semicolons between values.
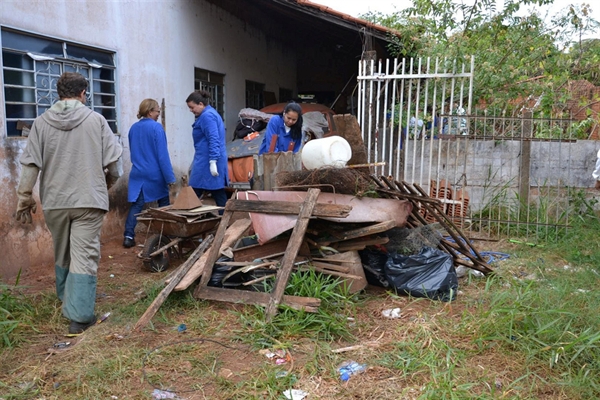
361;0;600;117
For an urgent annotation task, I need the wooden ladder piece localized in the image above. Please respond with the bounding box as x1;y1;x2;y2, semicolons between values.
193;188;322;318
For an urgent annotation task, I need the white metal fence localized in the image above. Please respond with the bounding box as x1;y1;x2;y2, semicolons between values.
356;57;594;241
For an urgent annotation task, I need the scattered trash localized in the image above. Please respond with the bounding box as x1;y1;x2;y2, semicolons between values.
218;368;233;379
108;255;113;259
456;266;485;278
109;274;115;278
495;378;503;389
98;312;111;324
509;238;543;247
276;371;289;378
53;382;61;389
152;389;179;399
283;389;308;400
106;333;124;341
53;341;71;349
177;323;187;333
260;348;290;364
381;308;401;319
338;360;367;381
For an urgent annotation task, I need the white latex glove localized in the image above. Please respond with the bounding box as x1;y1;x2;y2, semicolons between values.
209;160;219;177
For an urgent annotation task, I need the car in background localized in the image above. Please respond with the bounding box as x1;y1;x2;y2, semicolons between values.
227;102;337;189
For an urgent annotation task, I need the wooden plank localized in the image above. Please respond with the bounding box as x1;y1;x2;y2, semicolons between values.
316;220;396;245
298;266;362;281
334;236;389;252
174;218;251;291
310;261;351;273
265;188;320;320
232;237;311;262
227;199;351;217
143;208;188;223
133;235;213;331
194;286;320;312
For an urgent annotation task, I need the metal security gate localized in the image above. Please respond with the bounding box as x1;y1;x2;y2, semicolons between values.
357;56;475;181
356;56;583;241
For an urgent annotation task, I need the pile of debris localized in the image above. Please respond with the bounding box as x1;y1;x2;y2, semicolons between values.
132;115;493;329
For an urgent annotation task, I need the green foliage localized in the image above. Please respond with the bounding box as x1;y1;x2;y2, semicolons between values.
234;269;357;346
362;0;600;117
0;272;36;348
469;167;597;242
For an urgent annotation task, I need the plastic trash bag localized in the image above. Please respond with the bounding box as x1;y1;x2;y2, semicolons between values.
385;247;458;301
359;249;390;288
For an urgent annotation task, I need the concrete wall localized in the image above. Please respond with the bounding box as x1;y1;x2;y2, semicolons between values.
0;0;297;281
404;138;600;214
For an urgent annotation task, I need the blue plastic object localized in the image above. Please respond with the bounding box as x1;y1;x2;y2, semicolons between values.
338;361;366;381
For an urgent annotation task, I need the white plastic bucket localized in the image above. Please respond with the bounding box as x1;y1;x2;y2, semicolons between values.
301;136;352;170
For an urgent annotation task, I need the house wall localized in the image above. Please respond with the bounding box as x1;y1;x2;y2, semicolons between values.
0;0;297;281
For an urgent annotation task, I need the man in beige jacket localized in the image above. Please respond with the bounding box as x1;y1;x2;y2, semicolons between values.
16;72;122;334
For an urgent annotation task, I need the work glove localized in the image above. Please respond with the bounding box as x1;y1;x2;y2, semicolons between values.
209;160;219;177
15;164;40;224
105;158;122;190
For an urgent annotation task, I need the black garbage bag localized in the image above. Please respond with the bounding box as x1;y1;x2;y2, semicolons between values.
384;247;458;301
359;248;390;288
209;256;245;288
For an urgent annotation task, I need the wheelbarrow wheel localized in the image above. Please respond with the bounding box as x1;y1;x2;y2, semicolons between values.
142;234;173;273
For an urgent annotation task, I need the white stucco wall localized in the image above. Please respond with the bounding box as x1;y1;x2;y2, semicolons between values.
0;0;297;280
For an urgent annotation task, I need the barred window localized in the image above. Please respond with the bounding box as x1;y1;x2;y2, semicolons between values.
1;28;117;137
194;68;225;119
245;80;264;110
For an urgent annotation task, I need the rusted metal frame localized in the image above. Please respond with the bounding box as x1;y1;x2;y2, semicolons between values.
374;175;492;274
374;187;442;205
397;183;492;273
437;238;493;274
378;177;474;265
408;182;491;270
402;182;475;251
148;237;183;258
370;176;429;228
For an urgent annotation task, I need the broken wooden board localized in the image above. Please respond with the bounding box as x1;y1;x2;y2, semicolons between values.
236;191;412;244
323;250;367;294
173;218;252;291
254;151;303;191
333;236;389;252
265;188;320;319
226;199;351;218
141;208;187;223
314;220;397;246
194;286;320;312
232;237;311;262
134;235;213;331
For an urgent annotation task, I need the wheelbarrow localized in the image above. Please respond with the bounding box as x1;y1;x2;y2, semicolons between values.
136;205;221;272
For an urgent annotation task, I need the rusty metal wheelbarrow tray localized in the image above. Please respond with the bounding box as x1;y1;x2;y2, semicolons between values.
137;216;221;238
